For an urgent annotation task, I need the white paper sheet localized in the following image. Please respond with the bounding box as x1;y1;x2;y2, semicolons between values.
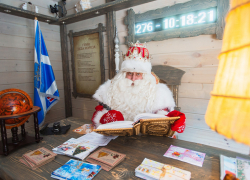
77;132;117;146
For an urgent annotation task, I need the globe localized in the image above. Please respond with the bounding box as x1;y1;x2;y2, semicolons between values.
0;89;33;129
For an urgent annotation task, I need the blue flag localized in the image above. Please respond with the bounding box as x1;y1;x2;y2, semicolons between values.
34;19;60;126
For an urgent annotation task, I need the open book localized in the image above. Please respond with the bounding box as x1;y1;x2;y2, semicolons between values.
94;113;180;137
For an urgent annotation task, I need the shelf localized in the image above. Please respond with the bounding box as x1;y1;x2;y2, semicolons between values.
0;0;156;25
50;0;156;25
0;3;57;24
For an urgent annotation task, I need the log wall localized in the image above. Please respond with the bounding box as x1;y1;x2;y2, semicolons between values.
0;0;65;136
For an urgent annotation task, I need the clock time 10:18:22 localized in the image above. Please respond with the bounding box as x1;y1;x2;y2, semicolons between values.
135;7;217;34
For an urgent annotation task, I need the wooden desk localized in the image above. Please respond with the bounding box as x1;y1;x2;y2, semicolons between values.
0;117;249;180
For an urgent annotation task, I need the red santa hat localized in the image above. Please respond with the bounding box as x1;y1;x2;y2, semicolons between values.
121;41;152;74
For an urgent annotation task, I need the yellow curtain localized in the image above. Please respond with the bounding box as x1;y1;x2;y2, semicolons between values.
205;0;250;146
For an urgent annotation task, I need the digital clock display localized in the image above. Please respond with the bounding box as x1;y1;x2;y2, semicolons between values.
135;7;217;34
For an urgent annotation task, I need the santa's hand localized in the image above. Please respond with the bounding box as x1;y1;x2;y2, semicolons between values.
91;105;105;128
167;110;186;133
91;105;124;128
100;110;124;124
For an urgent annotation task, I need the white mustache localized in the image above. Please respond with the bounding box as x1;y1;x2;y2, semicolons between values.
118;78;143;92
123;78;143;86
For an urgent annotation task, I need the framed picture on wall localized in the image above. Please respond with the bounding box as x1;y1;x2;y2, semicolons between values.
69;23;105;98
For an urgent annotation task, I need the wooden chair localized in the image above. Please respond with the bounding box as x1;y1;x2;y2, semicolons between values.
152;65;186;111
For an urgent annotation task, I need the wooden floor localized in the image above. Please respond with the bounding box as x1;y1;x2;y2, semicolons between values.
0;117;249;180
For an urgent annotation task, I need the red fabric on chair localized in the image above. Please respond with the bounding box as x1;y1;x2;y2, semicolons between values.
167;110;186;133
100;110;124;124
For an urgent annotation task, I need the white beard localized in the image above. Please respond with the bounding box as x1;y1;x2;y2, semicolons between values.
106;72;157;121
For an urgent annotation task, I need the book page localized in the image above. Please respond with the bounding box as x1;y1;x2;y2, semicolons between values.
77;132;116;146
97;121;134;129
133;113;166;123
67;142;98;160
52;138;98;160
53;138;80;154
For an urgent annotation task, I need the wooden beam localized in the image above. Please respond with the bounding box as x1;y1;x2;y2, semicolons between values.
135;0;217;22
60;24;72;117
0;3;57;24
0;0;156;26
68;30;77;99
215;0;230;40
50;0;156;25
106;0;116;79
124;9;135;45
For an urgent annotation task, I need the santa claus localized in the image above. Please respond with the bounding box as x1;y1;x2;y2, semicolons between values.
91;41;185;133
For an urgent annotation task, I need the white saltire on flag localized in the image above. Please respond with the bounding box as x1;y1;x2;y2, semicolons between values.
34;19;60;126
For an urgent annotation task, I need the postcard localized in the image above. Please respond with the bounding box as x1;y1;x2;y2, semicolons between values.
220;155;236;179
73;124;94;135
51;159;101;180
236;156;250;180
163;145;206;167
86;148;126;171
135;158;191;180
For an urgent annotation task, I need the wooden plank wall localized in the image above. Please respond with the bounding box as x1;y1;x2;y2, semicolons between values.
65;0;249;154
118;0;249;154
66;0;107;122
0;0;66;136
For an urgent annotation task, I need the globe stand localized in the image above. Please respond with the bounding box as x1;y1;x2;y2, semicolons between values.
0;106;43;156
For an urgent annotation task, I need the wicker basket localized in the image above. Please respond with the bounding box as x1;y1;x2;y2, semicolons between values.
93;116;179;137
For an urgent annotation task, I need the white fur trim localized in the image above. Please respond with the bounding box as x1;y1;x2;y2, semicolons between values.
156;110;169;115
121;60;152;74
92;80;111;104
92;109;108;128
93;79;175;116
152;83;175;112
